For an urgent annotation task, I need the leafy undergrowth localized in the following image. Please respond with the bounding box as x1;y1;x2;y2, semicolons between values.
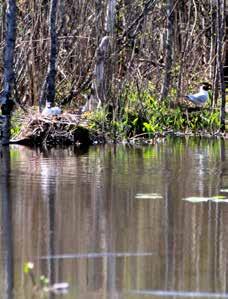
10;86;222;147
24;262;69;295
86;85;221;143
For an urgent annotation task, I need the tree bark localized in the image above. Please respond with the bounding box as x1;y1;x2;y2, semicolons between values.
83;0;117;111
105;0;117;35
0;0;17;145
160;0;174;101
95;0;117;106
94;36;110;105
211;0;219;106
39;0;58;110
216;0;226;132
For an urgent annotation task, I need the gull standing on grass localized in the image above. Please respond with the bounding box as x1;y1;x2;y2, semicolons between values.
186;82;212;106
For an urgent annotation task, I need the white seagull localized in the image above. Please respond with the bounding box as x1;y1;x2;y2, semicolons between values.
42;101;61;116
186;83;212;106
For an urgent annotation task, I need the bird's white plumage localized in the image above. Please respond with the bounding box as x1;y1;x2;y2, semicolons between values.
50;107;61;115
42;102;61;116
186;86;209;106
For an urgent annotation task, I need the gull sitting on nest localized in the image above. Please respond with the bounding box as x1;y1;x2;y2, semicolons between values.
186;82;212;106
42;102;61;116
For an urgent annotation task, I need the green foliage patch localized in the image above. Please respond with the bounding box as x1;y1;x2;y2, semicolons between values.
86;84;220;141
10;109;24;138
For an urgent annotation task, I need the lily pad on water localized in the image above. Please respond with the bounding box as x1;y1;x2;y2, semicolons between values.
213;195;226;199
211;196;228;203
183;197;210;203
220;189;228;193
135;193;163;199
183;195;228;203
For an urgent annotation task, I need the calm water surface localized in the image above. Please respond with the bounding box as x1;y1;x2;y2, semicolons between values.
1;137;228;299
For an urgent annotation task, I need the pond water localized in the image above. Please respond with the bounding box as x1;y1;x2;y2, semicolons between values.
1;137;228;299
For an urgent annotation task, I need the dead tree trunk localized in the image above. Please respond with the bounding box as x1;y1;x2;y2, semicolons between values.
94;0;117;107
83;0;117;111
216;0;226;132
39;0;58;111
94;36;110;106
105;0;117;35
0;0;17;145
160;0;174;101
210;0;219;106
95;0;103;45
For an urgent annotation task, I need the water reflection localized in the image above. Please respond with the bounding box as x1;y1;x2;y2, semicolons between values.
0;146;14;299
0;139;228;298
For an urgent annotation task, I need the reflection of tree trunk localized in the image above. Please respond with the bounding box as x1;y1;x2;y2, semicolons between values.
214;204;220;289
207;202;214;291
215;141;225;286
1;116;11;146
107;255;116;296
90;184;108;291
164;182;174;290
104;153;116;297
40;151;56;298
47;192;55;299
0;147;14;299
0;0;17;145
89;160;110;295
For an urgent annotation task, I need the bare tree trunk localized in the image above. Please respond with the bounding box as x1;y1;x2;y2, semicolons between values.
0;1;6;41
95;0;117;106
160;0;174;101
105;0;117;35
39;0;58;111
211;1;219;106
176;2;191;101
84;0;117;112
28;0;39;105
209;0;215;80
94;36;110;106
216;0;226;132
95;0;103;45
0;0;17;145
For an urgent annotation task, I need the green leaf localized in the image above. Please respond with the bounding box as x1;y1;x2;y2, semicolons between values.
40;275;49;285
23;262;34;274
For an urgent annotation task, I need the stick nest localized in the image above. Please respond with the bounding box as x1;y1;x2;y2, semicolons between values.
11;113;91;146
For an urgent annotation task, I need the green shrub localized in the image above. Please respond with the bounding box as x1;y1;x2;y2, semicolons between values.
85;83;221;141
